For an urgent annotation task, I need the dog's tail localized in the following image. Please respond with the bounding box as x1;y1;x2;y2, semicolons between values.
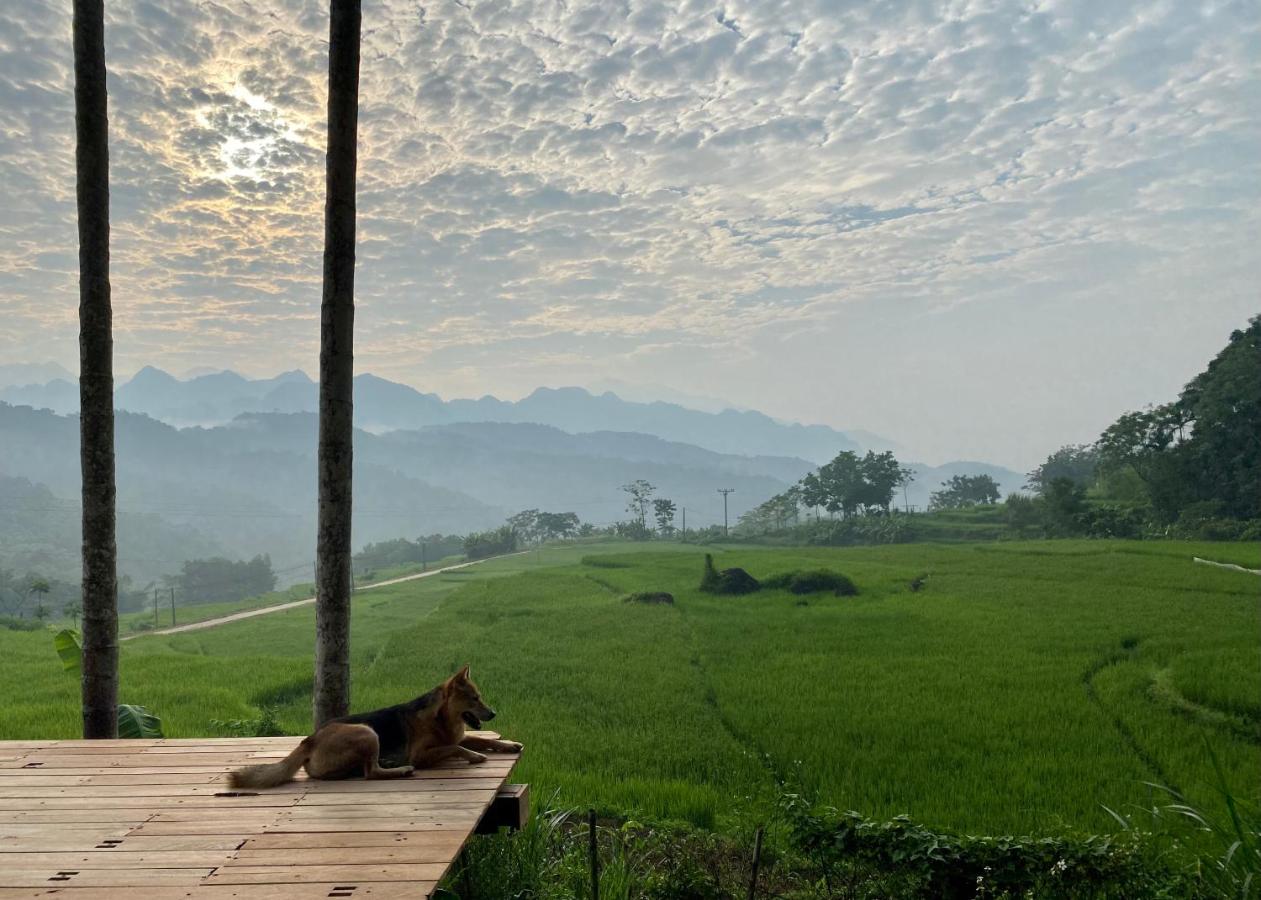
227;737;313;790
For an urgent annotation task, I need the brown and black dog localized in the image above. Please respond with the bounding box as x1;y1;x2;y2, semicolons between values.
227;665;520;789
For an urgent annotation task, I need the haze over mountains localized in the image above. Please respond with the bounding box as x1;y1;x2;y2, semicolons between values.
3;365;886;463
1;365;1025;587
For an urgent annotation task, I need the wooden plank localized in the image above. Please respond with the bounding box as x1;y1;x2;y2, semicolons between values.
198;884;435;899
0;868;214;887
0;796;303;811
0;889;209;899
204;863;447;884
0;851;235;868
259;821;470;834
242;830;466;851
0;766;221;781
0;811;152;824
234;845;462;865
0;834;244;853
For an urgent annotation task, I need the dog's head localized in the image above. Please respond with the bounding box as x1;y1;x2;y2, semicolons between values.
445;664;496;729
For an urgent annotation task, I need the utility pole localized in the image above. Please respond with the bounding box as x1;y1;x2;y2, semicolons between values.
717;489;735;537
169;586;175;626
153;587;159;627
421;542;427;572
681;507;686;541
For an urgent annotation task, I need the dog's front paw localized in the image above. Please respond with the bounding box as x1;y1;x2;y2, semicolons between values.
401;765;415;777
499;741;523;752
467;751;488;765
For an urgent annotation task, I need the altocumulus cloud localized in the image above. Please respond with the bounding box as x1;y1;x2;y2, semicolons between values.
0;0;1257;463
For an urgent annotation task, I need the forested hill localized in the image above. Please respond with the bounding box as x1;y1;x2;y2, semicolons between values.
2;405;816;584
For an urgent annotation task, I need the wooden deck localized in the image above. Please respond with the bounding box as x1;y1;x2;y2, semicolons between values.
0;735;522;899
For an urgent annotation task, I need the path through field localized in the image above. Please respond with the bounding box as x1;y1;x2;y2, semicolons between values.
124;553;523;640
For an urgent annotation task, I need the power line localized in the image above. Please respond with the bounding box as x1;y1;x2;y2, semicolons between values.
717;488;735;537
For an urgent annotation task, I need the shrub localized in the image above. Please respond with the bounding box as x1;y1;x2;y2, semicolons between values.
0;615;44;632
778;792;1181;899
762;569;858;596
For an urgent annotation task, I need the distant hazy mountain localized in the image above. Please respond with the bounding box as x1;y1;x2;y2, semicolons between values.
0;403;498;586
6;365;884;463
0;362;75;390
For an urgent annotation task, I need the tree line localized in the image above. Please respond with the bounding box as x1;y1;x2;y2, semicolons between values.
1015;315;1260;540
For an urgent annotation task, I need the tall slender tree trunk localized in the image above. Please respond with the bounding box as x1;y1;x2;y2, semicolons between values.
73;0;117;739
313;0;362;728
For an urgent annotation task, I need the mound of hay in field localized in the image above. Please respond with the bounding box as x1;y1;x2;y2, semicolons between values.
762;569;858;596
624;591;675;605
699;554;761;595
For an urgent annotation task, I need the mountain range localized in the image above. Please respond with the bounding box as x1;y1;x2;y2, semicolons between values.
1;366;1026;588
3;366;885;463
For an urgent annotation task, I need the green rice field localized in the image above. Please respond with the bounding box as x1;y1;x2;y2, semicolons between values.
0;539;1257;841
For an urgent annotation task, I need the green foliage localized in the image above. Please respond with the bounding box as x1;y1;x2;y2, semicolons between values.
53;628;81;671
804;514;913;546
354;534;463;574
209;706;287;737
117;704;164;739
0;615;45;632
778;790;1178;899
652;498;677;534
1093;316;1260;526
179;554;277;605
1028;444;1100;494
930;473;1002;510
464;525;519;559
761;569;858;596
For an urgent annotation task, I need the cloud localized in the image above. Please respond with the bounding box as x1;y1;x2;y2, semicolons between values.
0;0;1257;463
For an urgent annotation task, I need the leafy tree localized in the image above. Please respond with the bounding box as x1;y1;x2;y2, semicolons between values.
857;451;905;512
652;498;677;535
930;474;1001;510
63;601;83;628
463;526;518;559
818;451;864;518
799;472;826;518
1027;445;1098;494
179;556;277;605
1003;492;1042;536
535;512;580;540
1176;316;1261;520
1041;478;1088;536
507;509;540;543
621;480;655;528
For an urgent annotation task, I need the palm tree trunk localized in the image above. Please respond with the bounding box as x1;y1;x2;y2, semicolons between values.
73;0;117;739
313;0;361;728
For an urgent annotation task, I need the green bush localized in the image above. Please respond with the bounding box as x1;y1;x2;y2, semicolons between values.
762;569;858;596
0;616;44;632
778;792;1183;899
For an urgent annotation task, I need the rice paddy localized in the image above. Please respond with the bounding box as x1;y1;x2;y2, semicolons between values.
0;539;1256;841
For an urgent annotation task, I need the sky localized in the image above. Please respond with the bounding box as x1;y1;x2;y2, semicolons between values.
0;1;1257;469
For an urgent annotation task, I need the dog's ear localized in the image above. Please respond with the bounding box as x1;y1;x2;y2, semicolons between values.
456;663;470;682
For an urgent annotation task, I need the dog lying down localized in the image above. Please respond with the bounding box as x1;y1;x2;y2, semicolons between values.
227;665;521;789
